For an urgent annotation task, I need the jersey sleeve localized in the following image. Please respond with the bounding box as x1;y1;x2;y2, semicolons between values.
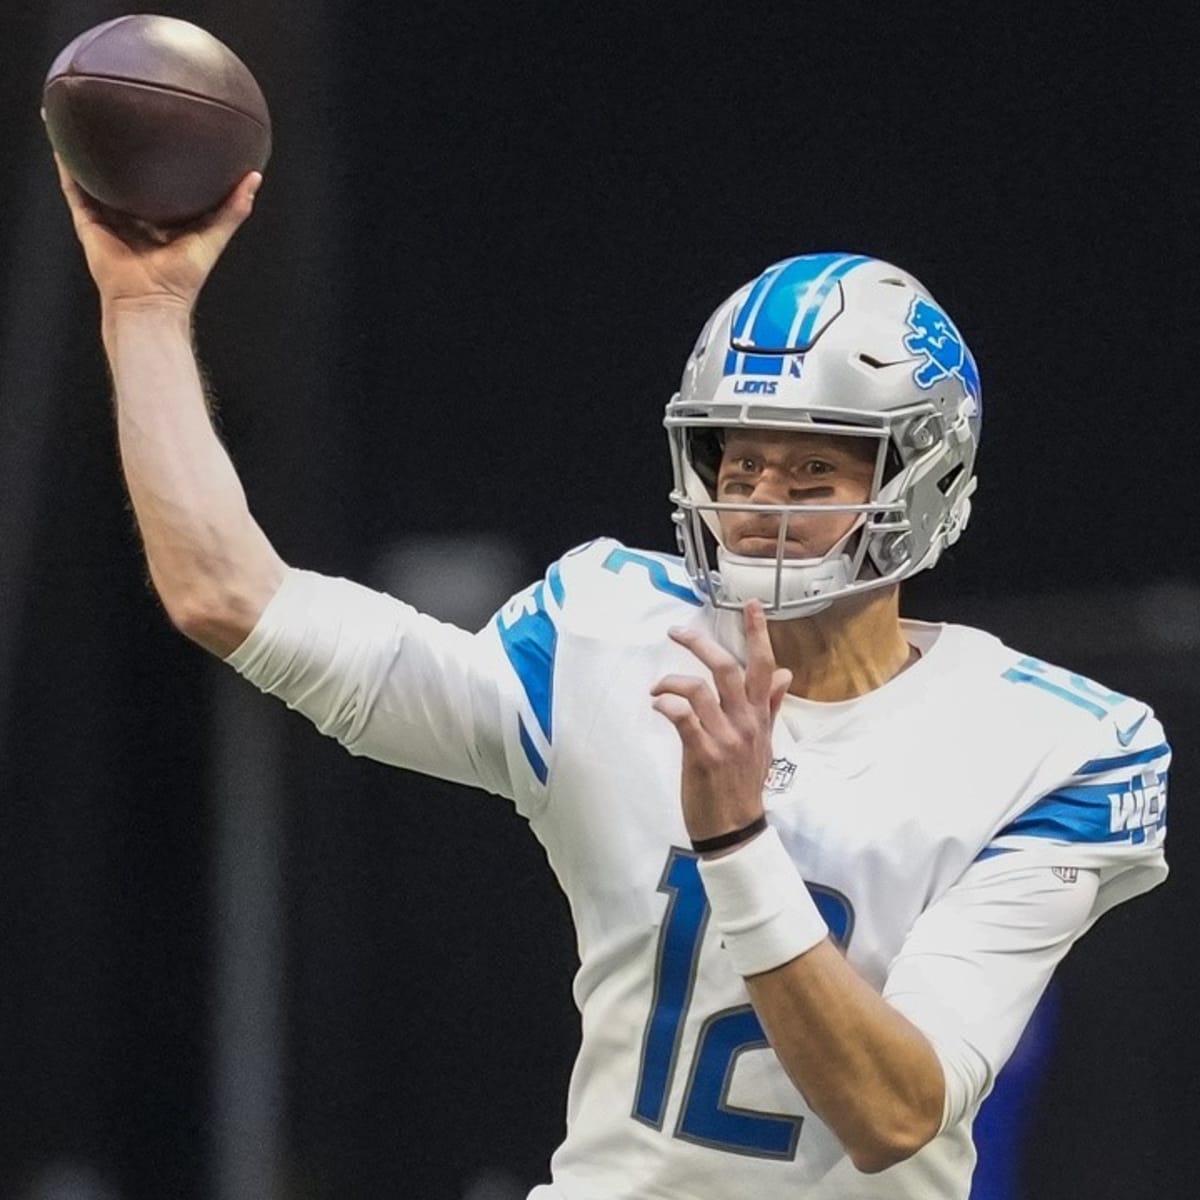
882;702;1170;1130
881;860;1101;1131
976;701;1169;921
224;563;570;815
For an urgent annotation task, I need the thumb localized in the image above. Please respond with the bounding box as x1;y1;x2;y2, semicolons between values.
224;170;263;227
193;171;262;256
239;170;263;212
205;171;263;237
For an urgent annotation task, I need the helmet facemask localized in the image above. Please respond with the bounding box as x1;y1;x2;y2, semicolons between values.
668;408;937;618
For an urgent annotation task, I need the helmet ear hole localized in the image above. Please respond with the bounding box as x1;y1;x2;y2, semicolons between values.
937;464;965;495
883;440;905;485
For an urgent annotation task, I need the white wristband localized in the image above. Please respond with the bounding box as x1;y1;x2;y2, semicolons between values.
697;826;828;977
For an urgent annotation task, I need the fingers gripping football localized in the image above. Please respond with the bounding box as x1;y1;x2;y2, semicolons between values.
53;150;261;308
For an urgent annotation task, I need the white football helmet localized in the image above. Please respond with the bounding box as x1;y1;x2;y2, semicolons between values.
665;253;982;618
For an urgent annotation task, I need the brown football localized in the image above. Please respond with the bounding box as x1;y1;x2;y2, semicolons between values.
43;14;271;226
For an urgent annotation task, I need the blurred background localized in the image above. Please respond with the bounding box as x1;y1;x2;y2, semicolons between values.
0;2;1194;1198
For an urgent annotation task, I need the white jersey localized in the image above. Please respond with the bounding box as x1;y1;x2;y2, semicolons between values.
226;537;1169;1200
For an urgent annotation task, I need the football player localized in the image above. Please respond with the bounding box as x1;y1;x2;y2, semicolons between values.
56;158;1168;1199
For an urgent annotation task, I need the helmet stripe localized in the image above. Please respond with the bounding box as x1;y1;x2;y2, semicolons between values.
740;253;845;348
738;253;871;352
789;254;872;347
778;254;857;348
737;253;841;348
730;259;791;342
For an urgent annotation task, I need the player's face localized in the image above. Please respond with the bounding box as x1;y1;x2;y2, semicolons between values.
715;430;878;559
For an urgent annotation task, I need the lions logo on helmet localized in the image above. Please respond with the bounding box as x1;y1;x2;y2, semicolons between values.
905;296;982;417
665;253;981;618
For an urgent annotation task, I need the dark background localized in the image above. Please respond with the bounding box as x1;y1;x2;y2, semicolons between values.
0;2;1194;1198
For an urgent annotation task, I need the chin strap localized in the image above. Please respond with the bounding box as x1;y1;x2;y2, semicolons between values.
715;549;848;617
713;515;866;618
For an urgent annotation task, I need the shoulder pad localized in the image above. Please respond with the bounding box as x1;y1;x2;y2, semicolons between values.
485;538;706;789
550;538;705;639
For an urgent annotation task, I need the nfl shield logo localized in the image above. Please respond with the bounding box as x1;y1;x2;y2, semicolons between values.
765;757;798;794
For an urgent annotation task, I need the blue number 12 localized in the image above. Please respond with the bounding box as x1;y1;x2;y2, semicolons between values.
632;848;853;1159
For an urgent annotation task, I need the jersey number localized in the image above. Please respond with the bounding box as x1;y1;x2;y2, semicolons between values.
632;848;853;1159
1003;655;1127;720
602;547;703;606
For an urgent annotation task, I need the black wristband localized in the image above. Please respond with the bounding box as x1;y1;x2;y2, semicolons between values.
690;814;768;854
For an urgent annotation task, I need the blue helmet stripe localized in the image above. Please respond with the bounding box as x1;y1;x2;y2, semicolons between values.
731;259;791;342
774;253;855;347
722;351;784;378
740;253;842;347
741;253;870;351
738;354;783;376
789;255;872;347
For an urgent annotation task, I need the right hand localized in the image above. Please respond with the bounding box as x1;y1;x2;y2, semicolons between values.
52;151;262;312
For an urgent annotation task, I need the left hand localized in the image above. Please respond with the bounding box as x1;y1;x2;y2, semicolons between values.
651;601;793;848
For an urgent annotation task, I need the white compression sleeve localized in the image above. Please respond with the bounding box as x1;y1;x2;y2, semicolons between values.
882;859;1100;1131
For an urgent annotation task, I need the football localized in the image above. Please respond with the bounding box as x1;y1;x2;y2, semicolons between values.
42;14;271;226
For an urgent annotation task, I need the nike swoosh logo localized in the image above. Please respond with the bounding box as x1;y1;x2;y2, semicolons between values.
1115;710;1148;747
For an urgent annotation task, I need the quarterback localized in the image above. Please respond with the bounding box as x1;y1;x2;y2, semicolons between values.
56;158;1168;1199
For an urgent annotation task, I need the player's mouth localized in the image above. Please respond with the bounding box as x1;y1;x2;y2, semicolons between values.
728;535;814;558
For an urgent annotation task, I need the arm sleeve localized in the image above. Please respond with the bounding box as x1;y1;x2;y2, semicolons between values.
882;860;1101;1132
883;705;1170;1133
224;566;546;810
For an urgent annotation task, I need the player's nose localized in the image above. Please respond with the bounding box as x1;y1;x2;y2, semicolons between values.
747;471;793;507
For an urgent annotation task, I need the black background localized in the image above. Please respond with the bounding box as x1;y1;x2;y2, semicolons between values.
0;2;1194;1198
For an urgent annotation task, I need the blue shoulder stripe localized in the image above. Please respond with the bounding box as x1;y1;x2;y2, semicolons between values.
995;772;1168;846
974;845;1017;862
547;560;565;607
1077;742;1170;777
495;579;560;744
518;718;548;785
493;559;578;784
1001;788;1123;844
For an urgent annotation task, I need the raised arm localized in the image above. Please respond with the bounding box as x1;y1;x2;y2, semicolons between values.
54;152;285;656
55;151;544;806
